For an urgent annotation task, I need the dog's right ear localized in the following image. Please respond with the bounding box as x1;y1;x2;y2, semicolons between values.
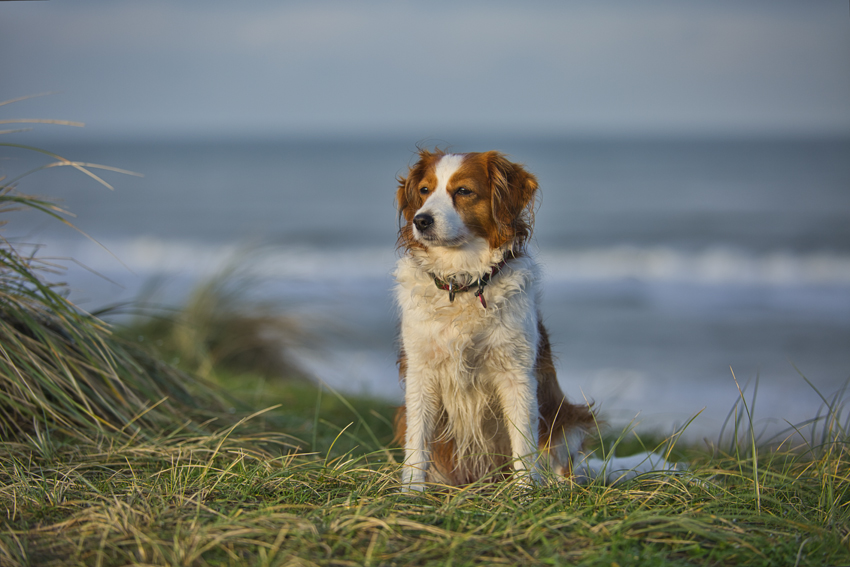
396;148;435;218
395;170;417;222
396;149;436;249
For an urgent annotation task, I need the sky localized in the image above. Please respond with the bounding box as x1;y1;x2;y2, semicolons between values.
2;0;850;139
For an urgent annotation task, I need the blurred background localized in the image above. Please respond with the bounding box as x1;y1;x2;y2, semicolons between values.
2;0;849;440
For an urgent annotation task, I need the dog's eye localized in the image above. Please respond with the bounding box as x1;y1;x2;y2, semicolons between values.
419;187;429;195
456;187;472;196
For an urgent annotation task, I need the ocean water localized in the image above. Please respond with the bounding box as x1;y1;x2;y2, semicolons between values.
5;136;850;440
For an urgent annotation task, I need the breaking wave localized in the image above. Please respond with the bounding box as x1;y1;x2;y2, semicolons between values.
33;237;850;288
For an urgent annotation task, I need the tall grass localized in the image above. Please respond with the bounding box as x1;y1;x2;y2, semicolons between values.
0;102;241;443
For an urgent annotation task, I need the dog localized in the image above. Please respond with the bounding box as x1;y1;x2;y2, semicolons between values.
392;149;597;491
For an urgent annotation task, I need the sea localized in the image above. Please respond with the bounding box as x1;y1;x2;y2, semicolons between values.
5;135;850;442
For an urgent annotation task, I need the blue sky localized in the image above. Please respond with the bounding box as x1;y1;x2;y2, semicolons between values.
3;0;849;138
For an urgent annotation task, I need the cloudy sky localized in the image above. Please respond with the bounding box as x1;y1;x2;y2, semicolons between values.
3;0;849;139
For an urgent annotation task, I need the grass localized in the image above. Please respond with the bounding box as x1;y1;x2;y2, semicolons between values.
0;382;848;566
1;103;848;565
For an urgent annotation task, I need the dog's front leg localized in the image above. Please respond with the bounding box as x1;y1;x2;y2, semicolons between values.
495;372;542;484
401;374;438;492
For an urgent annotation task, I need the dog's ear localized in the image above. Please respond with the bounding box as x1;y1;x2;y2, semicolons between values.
396;149;433;217
486;151;538;249
396;149;436;249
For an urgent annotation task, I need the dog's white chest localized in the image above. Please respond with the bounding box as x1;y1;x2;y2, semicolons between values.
404;290;492;388
395;254;540;388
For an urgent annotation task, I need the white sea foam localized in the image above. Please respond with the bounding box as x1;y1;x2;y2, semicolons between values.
31;237;398;282
34;237;850;288
538;246;850;287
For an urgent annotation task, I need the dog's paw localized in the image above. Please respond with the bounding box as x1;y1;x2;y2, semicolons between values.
400;482;427;493
510;465;545;490
401;465;428;492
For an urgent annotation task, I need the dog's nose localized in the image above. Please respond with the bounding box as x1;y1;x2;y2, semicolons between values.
413;213;434;231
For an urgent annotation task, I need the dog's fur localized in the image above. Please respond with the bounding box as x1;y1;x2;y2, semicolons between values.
393;149;596;490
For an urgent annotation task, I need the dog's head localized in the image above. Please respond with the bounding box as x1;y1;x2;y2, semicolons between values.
396;149;538;252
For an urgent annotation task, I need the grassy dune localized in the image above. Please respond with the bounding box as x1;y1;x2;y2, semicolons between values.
0;121;848;566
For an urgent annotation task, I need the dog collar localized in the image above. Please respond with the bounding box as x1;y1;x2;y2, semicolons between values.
431;259;508;308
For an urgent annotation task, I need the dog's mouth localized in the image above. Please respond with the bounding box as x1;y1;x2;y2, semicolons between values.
414;230;469;248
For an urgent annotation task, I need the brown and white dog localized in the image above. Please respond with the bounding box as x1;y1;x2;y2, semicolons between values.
392;149;597;490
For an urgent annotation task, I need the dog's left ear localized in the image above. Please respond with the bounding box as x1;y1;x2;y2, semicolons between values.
486;151;538;249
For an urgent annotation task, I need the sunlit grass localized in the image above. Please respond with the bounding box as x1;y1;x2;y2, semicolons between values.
1;381;848;566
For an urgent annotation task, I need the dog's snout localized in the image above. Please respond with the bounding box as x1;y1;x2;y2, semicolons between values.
413;213;434;231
